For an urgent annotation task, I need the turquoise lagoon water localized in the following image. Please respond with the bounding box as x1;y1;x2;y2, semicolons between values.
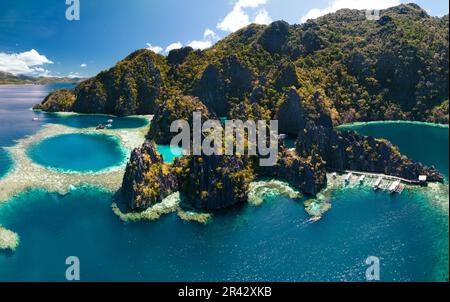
156;145;184;163
27;133;126;173
0;85;448;281
0;149;12;179
339;121;449;177
44;113;149;129
0;85;148;175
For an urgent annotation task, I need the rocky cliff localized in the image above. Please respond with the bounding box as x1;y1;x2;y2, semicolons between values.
175;155;255;210
35;50;169;116
36;4;448;124
147;96;212;144
192;55;254;117
33;88;76;112
296;121;444;182
122;141;178;210
258;147;327;195
275;89;306;136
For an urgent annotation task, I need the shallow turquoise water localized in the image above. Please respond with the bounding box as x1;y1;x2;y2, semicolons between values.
0;85;448;282
0;149;12;179
156;145;184;163
44;113;149;129
339;122;449;177
27;133;125;173
0;121;448;281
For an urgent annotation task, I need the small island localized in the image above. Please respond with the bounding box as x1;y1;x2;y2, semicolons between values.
0;225;19;251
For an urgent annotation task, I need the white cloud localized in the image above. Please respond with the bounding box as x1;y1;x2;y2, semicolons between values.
218;5;250;32
165;42;183;53
187;29;220;50
146;43;163;54
237;0;268;9
203;28;219;41
217;0;271;32
80;63;87;68
254;9;272;25
188;40;213;50
0;49;53;76
300;0;400;23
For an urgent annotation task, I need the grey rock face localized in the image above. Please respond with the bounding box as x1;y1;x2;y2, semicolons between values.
275;89;306;136
122;141;178;210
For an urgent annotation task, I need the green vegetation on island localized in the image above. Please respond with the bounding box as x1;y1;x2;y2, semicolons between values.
33;3;448;211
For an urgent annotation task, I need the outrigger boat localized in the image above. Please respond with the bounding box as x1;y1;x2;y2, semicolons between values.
358;175;365;184
389;180;401;194
344;172;352;183
373;177;383;191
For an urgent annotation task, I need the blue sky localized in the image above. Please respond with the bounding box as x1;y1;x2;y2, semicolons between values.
0;0;448;78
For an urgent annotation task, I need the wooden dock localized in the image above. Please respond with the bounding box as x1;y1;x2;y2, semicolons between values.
328;169;421;185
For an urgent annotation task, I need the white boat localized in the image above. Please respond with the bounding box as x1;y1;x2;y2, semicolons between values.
373;177;383;190
358;175;365;184
344;172;352;183
308;216;322;223
389;180;401;194
32;117;39;121
106;124;113;128
107;119;114;123
278;134;288;140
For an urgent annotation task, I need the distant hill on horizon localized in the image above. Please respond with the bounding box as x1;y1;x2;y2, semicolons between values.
0;71;86;85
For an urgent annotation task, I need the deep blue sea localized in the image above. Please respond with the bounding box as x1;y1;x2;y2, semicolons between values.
0;85;448;281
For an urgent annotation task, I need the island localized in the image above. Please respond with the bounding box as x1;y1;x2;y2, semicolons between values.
33;3;448;213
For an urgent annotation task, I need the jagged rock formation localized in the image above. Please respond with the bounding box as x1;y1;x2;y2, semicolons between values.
258;20;290;54
147;96;212;144
122;141;178;210
275;62;300;91
258;148;327;195
34;3;448;211
36;4;448;124
275;89;306;136
175;155;255;210
193;55;253;116
296;121;444;182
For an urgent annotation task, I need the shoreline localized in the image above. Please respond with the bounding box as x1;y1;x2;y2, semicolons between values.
0;148;13;179
34;109;153;121
337;120;449;129
112;192;212;224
